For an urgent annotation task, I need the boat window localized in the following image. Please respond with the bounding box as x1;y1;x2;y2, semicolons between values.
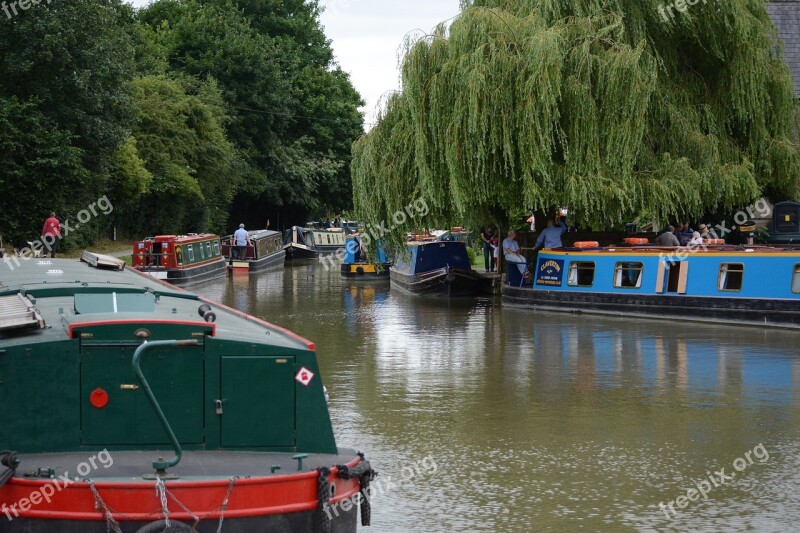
206;242;212;257
213;241;220;256
614;262;643;289
793;264;800;293
187;245;195;263
176;246;184;265
568;261;595;287
718;263;744;291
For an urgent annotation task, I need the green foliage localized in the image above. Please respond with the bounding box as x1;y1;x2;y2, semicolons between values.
140;0;364;221
0;0;137;246
119;75;239;235
0;0;363;245
0;97;88;244
353;0;800;246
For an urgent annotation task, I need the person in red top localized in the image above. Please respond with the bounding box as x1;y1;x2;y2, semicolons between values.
41;211;61;258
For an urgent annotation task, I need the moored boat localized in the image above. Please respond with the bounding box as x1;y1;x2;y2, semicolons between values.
221;229;284;273
503;242;800;328
340;235;391;282
0;259;375;532
284;226;346;260
132;234;226;286
390;241;480;296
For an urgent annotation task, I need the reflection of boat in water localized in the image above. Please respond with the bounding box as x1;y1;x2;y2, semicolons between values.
390;241;480;296
132;234;226;285
0;259;374;532
221;229;284;273
341;235;391;281
505;243;800;328
284;226;346;260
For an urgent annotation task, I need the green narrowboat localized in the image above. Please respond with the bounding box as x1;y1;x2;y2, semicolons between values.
0;258;374;532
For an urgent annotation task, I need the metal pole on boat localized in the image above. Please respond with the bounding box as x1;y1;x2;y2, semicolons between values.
132;339;200;475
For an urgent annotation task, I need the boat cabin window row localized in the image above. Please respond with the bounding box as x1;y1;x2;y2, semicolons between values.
562;260;766;293
176;240;221;266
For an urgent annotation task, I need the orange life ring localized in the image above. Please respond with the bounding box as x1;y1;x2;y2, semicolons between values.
573;241;600;248
706;239;725;245
624;237;649;245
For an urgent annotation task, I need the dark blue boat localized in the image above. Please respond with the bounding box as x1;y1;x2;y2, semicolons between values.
390;241;480;296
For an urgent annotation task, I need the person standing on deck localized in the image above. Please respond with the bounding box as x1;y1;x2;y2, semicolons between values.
533;218;567;251
503;230;527;275
480;224;495;272
41;211;61;258
233;224;251;260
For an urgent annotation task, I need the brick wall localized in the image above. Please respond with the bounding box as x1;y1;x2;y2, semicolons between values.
768;1;800;97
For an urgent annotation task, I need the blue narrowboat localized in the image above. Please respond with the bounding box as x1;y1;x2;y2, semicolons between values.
341;235;391;281
390;241;480;296
503;243;800;328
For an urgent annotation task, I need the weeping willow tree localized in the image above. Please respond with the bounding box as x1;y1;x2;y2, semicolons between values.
352;0;799;241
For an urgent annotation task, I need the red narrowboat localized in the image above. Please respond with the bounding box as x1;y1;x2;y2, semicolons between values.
133;234;226;286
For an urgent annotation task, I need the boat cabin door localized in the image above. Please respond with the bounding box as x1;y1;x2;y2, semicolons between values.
656;261;688;294
80;343;205;446
219;356;296;447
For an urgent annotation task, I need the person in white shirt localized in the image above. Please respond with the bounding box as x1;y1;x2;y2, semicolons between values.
233;224;251;260
502;230;527;275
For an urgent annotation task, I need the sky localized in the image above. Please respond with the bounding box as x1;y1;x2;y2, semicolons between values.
128;0;461;128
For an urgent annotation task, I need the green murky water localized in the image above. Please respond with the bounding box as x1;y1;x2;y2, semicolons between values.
195;262;800;532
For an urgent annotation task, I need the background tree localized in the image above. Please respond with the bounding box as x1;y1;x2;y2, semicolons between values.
0;0;137;247
352;0;800;242
140;0;364;231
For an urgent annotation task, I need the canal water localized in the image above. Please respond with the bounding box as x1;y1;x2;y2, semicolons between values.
195;263;800;532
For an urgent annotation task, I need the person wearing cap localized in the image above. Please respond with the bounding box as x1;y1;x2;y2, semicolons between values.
233;223;251;260
698;223;718;240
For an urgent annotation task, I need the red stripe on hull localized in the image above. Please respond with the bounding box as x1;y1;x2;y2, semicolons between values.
0;459;362;522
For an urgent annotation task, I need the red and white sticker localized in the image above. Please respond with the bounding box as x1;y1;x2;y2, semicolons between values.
295;367;315;387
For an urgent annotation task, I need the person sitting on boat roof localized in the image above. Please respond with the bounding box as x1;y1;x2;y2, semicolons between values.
689;231;704;246
677;222;695;245
698;223;718;240
323;218;332;229
503;230;528;276
533;217;567;251
655;225;680;246
233;223;252;260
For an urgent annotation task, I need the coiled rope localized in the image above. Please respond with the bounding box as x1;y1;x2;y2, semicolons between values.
0;450;19;487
